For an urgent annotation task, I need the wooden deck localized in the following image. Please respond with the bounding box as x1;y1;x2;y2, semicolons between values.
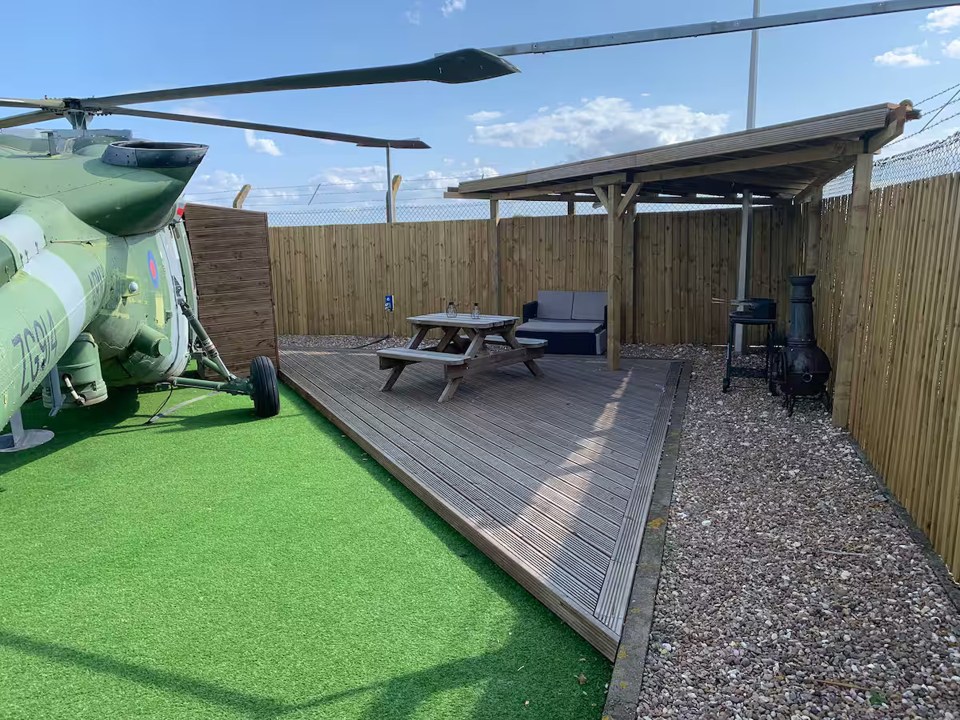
279;347;682;659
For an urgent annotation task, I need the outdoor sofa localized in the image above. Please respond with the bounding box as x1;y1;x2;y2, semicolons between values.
516;290;607;355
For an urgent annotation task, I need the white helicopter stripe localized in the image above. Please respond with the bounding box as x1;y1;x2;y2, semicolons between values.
0;214;46;266
22;251;88;342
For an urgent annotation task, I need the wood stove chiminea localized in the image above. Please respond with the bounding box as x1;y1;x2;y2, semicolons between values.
773;275;832;416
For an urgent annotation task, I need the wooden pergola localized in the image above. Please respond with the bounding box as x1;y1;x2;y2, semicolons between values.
446;101;916;426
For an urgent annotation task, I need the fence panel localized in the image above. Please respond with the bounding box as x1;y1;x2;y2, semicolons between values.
635;207;803;345
814;175;960;577
270;209;803;345
268;220;490;337
183;203;278;374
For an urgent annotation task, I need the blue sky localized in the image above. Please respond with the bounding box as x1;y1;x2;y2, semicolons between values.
4;1;960;210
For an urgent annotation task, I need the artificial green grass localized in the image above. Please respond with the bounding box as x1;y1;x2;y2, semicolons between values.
0;385;611;719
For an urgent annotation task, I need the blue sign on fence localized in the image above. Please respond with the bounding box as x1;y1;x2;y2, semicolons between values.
384;294;394;312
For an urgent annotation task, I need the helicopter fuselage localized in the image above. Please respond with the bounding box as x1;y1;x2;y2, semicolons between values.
0;134;203;429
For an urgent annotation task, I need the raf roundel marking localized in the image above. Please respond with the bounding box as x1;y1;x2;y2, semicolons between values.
147;250;160;289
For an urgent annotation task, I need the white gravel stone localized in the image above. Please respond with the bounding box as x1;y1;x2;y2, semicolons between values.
281;334;408;352
622;344;960;720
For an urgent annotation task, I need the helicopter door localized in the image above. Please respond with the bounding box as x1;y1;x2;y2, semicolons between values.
155;224;190;378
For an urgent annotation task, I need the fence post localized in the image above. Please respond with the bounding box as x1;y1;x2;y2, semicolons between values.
622;202;637;344
832;153;873;427
606;184;624;370
489;199;501;314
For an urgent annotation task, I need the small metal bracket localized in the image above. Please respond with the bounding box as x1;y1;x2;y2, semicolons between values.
45;365;63;417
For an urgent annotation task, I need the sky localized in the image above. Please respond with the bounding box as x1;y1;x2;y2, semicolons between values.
3;0;960;212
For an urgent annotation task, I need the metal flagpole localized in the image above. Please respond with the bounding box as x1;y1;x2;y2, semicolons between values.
385;144;394;224
735;0;761;354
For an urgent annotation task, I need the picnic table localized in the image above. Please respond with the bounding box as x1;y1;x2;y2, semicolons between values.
376;313;546;402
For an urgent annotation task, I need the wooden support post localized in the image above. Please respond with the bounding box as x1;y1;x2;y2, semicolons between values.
606;183;624;370
489;199;501;314
734;190;753;353
567;200;576;216
622;201;637;344
832;153;873;428
804;187;823;275
232;184;252;209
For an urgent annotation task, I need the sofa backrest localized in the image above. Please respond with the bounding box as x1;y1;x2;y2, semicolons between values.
536;290;575;320
572;291;607;322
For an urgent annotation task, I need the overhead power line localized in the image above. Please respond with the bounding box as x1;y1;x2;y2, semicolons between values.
477;0;958;57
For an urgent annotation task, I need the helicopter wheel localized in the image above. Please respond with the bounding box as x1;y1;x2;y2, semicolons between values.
250;356;280;418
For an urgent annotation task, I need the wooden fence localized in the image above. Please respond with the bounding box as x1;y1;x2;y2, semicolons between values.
184;203;278;375
266;181;960;576
814;174;960;577
269;220;491;337
268;206;804;345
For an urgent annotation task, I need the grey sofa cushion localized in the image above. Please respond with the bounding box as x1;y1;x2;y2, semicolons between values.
572;291;607;322
536;290;574;320
518;319;603;334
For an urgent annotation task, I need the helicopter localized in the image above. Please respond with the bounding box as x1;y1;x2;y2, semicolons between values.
0;49;519;451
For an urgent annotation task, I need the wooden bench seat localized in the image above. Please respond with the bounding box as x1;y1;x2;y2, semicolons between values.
376;348;467;365
484;335;548;348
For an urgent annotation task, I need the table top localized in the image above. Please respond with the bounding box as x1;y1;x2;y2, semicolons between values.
408;313;520;329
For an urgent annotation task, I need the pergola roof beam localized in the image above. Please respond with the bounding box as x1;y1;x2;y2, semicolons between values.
457;104;897;194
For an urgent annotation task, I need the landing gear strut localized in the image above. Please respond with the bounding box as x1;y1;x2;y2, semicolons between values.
165;284;280;418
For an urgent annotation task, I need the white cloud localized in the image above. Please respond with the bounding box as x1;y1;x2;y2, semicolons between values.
411;167;499;189
440;0;465;17
466;110;503;123
184;170;305;206
923;6;960;32
311;165;388;192
469;96;729;157
944;38;960;58
189;170;245;194
243;129;282;156
171;101;222;119
405;2;421;24
183;170;246;205
301;164;498;210
874;45;933;67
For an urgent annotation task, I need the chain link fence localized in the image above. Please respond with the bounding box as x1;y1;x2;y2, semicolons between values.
823;130;960;198
267;200;617;227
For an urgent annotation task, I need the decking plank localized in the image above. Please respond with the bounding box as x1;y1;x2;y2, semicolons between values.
279;348;682;660
284;355;607;602
320;355;639;505
319;358;621;552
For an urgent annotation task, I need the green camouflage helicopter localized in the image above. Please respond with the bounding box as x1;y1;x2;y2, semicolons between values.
0;49;518;451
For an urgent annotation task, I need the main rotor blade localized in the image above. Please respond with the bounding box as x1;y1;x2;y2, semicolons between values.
101;107;431;149
0;109;62;129
0;98;66;111
84;49;518;107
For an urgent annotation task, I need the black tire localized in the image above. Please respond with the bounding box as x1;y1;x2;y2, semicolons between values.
722;378;730;393
250;356;280;418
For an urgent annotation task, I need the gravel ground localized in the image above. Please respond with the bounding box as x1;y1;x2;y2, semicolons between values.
281;334;409;352
623;344;960;720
